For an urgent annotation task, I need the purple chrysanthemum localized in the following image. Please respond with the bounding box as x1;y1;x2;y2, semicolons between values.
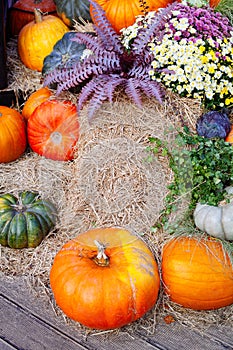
156;3;233;42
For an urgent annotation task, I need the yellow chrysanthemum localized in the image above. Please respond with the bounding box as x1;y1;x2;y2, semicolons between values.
201;56;209;64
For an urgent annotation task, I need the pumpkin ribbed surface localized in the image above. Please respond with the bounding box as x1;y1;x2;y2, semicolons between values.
55;0;92;27
0;191;57;248
0;106;27;163
162;237;233;310
22;87;53;120
50;227;160;330
42;31;88;76
18;10;69;71
27;99;79;161
91;0;176;34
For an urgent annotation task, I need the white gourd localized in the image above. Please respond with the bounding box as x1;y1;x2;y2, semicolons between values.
193;187;233;241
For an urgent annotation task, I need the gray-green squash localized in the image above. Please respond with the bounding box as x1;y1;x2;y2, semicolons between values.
194;187;233;241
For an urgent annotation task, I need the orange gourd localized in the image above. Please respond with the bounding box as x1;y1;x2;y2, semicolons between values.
0;106;27;163
225;125;233;144
209;0;221;7
22;87;53;120
161;236;233;310
90;0;176;34
27;99;79;161
18;9;69;72
50;227;160;330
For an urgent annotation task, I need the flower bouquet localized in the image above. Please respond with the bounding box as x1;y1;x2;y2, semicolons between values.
121;2;233;110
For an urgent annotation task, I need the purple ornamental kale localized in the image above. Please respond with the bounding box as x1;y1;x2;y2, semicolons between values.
196;109;231;139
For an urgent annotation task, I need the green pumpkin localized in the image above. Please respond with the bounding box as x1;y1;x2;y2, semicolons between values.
54;0;92;27
0;191;57;249
42;31;87;76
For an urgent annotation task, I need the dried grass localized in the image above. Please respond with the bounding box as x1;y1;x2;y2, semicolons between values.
1;36;233;335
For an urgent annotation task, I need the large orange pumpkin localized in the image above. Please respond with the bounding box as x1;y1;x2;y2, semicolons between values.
8;0;57;37
50;227;160;330
90;0;176;34
27;99;79;161
22;87;53;120
161;236;233;310
18;9;69;71
0;106;27;163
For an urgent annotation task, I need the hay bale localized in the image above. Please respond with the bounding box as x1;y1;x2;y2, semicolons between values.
2;36;232;332
58;93;191;234
5;38;42;103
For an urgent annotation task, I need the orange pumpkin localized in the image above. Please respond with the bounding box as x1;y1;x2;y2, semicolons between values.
161;236;233;310
50;227;160;330
90;0;176;34
18;8;69;72
209;0;221;7
225;125;233;144
22;87;53;120
0;106;27;163
8;0;57;37
27;99;79;161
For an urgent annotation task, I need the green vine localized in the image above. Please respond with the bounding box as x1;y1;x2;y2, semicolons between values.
147;127;233;231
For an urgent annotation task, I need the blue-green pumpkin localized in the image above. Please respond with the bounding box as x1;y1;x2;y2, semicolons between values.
0;191;57;249
42;31;88;76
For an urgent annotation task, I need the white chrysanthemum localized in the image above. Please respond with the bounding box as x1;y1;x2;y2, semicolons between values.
195;82;204;90
177;85;184;93
172;17;189;31
120;6;233;109
171;10;181;17
205;90;214;99
214;71;222;79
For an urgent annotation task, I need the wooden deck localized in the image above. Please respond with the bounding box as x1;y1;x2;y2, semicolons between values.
1;275;233;350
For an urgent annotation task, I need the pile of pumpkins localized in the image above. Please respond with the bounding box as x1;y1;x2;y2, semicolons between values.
2;0;225;163
49;227;233;330
0;94;80;162
1;0;233;332
1;200;233;330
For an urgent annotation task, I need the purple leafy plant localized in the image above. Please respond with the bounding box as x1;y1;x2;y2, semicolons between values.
43;0;168;121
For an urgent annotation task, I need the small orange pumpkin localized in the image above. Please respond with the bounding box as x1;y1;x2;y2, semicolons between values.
27;99;79;161
161;236;233;310
0;106;27;163
90;0;176;34
22;87;53;120
50;227;160;330
18;8;69;72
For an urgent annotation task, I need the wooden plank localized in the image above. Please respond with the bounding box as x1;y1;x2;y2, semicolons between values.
0;277;160;350
1;276;233;350
0;295;90;350
0;338;17;350
135;324;233;350
0;294;159;350
203;326;233;349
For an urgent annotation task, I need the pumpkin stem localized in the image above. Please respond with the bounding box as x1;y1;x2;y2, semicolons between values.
11;197;26;212
93;240;109;266
34;8;43;23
